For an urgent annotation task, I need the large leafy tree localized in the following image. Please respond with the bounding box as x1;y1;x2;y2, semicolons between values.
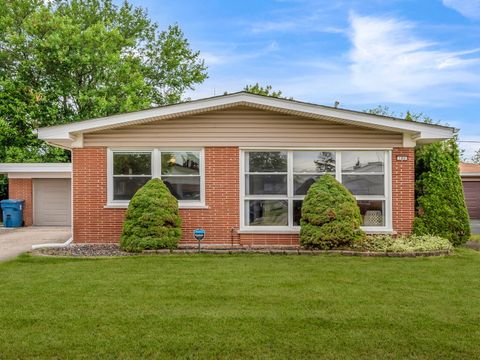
0;0;207;163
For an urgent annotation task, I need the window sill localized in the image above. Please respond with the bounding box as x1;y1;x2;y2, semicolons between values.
362;228;396;235
238;229;300;234
238;228;395;235
104;203;209;209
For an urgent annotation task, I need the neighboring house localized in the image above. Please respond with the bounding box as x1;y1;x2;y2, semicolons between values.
460;162;480;220
0;93;456;246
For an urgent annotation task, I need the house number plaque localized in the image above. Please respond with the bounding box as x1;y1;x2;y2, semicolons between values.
396;156;408;161
194;229;206;252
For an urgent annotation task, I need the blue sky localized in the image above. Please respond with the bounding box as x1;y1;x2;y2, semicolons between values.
125;0;480;158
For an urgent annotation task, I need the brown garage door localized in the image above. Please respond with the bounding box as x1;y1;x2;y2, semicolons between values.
463;181;480;219
33;179;71;226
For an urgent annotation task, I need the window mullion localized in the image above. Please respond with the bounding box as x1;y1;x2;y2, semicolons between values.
288;151;294;228
336;152;342;182
153;149;160;178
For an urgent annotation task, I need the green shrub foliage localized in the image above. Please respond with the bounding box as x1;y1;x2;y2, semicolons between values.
120;179;182;252
351;235;453;253
413;139;470;246
300;174;365;249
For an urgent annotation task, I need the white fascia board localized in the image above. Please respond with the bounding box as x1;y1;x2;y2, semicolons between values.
0;163;72;174
461;173;480;177
7;172;71;179
36;93;457;145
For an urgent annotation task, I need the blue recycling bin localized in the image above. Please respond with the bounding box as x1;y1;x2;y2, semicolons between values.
0;199;25;228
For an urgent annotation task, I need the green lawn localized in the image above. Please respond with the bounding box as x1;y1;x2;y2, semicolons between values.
471;234;480;243
0;251;479;359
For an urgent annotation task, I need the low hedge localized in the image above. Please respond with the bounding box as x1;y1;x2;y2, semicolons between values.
351;235;453;253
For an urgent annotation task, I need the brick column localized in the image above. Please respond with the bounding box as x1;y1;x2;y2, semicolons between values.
392;147;415;235
8;178;33;226
180;147;240;245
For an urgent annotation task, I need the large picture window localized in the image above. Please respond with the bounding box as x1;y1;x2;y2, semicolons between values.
242;150;390;231
108;149;204;207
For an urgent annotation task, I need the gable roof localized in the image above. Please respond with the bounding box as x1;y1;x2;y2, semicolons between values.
37;92;457;149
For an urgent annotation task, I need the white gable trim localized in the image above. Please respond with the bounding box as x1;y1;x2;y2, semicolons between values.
36;92;457;148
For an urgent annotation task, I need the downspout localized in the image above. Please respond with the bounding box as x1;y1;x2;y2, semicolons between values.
32;237;73;250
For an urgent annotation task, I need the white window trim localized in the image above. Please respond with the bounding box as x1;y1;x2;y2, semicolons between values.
240;148;393;233
107;148;206;209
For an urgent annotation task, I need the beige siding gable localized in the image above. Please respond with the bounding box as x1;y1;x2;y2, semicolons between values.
83;106;403;148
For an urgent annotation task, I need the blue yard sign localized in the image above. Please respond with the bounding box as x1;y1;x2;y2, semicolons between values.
193;229;205;241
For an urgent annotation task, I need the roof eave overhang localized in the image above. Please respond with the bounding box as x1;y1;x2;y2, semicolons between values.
36;93;458;149
0;163;72;178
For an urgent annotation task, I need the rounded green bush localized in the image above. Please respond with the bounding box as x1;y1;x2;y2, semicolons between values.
300;174;365;249
120;178;182;252
414;139;470;246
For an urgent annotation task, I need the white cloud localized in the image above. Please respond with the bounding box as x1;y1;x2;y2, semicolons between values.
347;13;480;103
443;0;480;20
194;11;480;109
250;19;345;34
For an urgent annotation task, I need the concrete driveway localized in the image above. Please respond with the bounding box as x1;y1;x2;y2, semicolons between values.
0;226;71;261
471;220;480;235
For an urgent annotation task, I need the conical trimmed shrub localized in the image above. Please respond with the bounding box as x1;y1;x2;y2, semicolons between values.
413;139;470;246
300;174;365;249
120;178;182;252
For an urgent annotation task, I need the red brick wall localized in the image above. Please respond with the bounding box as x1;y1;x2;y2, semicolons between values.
72;147;242;244
392;147;415;234
72;147;125;243
72;146;416;244
8;178;33;226
180;147;240;245
239;233;299;247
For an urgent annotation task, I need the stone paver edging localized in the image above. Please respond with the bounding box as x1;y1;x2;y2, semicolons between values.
33;244;451;257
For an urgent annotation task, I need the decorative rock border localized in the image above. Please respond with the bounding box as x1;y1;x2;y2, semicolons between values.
33;244;451;258
466;241;480;251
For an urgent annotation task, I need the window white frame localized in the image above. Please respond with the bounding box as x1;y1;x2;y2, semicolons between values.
240;148;392;233
107;148;205;208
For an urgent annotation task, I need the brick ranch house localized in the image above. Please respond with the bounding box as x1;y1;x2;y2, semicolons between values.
0;92;456;246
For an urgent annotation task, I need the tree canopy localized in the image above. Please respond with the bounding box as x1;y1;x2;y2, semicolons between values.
365;106;434;124
243;83;291;99
471;149;480;164
0;0;207;163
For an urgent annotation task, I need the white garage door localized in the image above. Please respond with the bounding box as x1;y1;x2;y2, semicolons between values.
33;179;71;226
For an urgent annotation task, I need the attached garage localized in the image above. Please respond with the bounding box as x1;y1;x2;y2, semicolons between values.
0;163;72;226
33;179;71;226
460;163;480;220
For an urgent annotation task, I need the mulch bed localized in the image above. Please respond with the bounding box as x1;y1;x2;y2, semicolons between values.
33;244;451;257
